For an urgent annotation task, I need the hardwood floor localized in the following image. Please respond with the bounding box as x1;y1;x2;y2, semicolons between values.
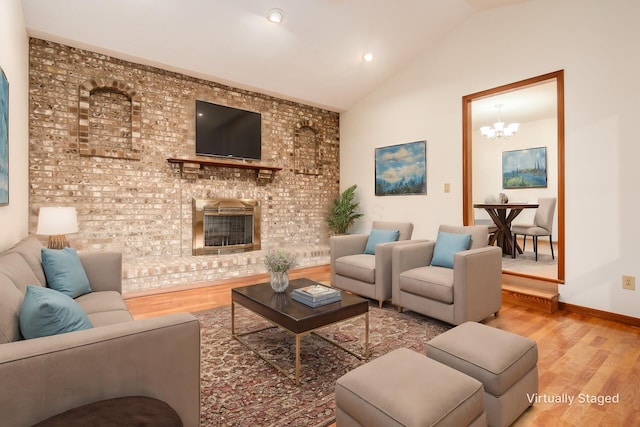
125;265;639;426
124;265;331;319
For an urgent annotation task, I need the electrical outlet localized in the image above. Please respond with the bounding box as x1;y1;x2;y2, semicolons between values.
622;275;635;291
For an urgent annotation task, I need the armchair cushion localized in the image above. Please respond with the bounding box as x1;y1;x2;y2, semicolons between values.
399;265;454;304
19;285;93;339
334;254;375;283
431;232;471;268
364;229;400;255
41;248;92;298
439;225;488;250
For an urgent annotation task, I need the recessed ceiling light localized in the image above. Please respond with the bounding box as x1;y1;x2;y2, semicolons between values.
363;53;374;62
267;8;284;23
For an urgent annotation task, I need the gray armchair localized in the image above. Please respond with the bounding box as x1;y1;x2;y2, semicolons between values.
392;225;502;325
330;221;414;307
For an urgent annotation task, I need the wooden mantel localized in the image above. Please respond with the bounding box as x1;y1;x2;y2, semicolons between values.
167;157;283;183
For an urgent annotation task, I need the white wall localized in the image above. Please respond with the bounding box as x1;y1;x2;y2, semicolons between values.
0;0;29;250
340;0;640;318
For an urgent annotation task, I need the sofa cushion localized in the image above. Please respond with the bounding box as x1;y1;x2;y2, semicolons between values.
431;232;471;269
399;266;454;304
0;272;25;343
41;248;92;298
76;291;133;326
87;310;135;327
75;291;129;314
0;252;44;294
6;236;47;285
364;229;399;255
335;254;376;283
19;285;93;339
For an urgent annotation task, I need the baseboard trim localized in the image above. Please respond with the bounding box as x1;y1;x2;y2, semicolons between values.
558;302;640;327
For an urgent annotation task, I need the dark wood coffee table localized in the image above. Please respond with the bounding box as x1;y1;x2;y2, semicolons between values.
231;278;369;385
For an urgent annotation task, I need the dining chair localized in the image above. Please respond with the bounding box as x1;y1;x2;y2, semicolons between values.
511;197;556;261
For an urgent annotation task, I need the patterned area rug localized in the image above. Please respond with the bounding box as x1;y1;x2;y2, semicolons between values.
193;302;451;427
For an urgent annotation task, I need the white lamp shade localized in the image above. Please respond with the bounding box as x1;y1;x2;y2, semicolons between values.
37;207;79;235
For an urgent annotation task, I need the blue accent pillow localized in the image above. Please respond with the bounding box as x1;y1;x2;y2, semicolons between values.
19;285;93;339
364;229;400;255
431;232;472;268
41;247;92;298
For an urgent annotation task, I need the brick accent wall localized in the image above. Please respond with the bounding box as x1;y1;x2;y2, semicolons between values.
28;38;339;292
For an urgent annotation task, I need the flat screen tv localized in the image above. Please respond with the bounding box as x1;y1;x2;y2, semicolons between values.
195;100;261;160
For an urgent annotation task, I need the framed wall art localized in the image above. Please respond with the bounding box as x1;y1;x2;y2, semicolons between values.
502;146;547;189
375;140;426;196
0;66;8;205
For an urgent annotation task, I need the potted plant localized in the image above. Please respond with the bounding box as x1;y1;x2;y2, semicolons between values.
326;184;364;235
264;249;298;292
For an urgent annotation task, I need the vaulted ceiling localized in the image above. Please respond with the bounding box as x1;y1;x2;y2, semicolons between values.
22;0;529;112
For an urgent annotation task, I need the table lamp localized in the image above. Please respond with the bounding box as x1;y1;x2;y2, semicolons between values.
36;207;79;249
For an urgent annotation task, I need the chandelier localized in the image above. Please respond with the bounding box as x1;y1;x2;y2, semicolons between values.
480;104;519;139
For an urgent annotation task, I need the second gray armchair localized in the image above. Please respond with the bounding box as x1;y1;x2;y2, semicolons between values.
330;221;414;307
392;225;502;325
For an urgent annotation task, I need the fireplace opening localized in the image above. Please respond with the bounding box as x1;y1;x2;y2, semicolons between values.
192;198;261;255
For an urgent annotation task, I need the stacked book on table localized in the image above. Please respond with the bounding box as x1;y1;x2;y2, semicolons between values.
292;284;342;307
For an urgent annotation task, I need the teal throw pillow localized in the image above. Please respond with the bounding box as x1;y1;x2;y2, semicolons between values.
364;229;400;255
19;285;93;339
431;232;472;269
41;247;91;298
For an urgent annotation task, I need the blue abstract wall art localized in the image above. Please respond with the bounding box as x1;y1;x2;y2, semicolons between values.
0;67;8;205
375;140;426;196
502;146;547;189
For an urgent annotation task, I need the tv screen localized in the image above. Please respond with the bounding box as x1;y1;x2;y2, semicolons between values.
195;100;261;160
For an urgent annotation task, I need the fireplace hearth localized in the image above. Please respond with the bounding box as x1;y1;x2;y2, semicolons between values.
192;198;261;255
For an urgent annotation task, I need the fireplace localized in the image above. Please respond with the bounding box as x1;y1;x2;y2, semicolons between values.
192;198;261;255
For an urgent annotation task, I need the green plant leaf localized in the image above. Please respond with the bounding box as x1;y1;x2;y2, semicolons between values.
326;184;364;235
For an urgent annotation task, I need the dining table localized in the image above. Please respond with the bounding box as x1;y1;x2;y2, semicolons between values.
473;202;539;257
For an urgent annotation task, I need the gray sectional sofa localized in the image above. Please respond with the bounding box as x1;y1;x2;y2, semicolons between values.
0;237;201;426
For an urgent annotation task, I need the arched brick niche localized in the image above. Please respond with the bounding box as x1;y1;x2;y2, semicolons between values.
294;119;321;175
78;79;141;160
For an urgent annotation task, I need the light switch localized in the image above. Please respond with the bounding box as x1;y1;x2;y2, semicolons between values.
444;183;451;193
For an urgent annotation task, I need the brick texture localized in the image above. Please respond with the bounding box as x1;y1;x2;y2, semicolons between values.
28;38;340;292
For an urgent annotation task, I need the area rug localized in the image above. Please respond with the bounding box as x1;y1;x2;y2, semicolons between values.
193;302;451;427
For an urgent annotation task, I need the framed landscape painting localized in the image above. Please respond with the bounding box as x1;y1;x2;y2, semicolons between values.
375;140;426;196
502;146;547;189
0;67;8;205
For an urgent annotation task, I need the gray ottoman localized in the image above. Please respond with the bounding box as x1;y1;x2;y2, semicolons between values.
335;348;486;427
426;322;538;427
